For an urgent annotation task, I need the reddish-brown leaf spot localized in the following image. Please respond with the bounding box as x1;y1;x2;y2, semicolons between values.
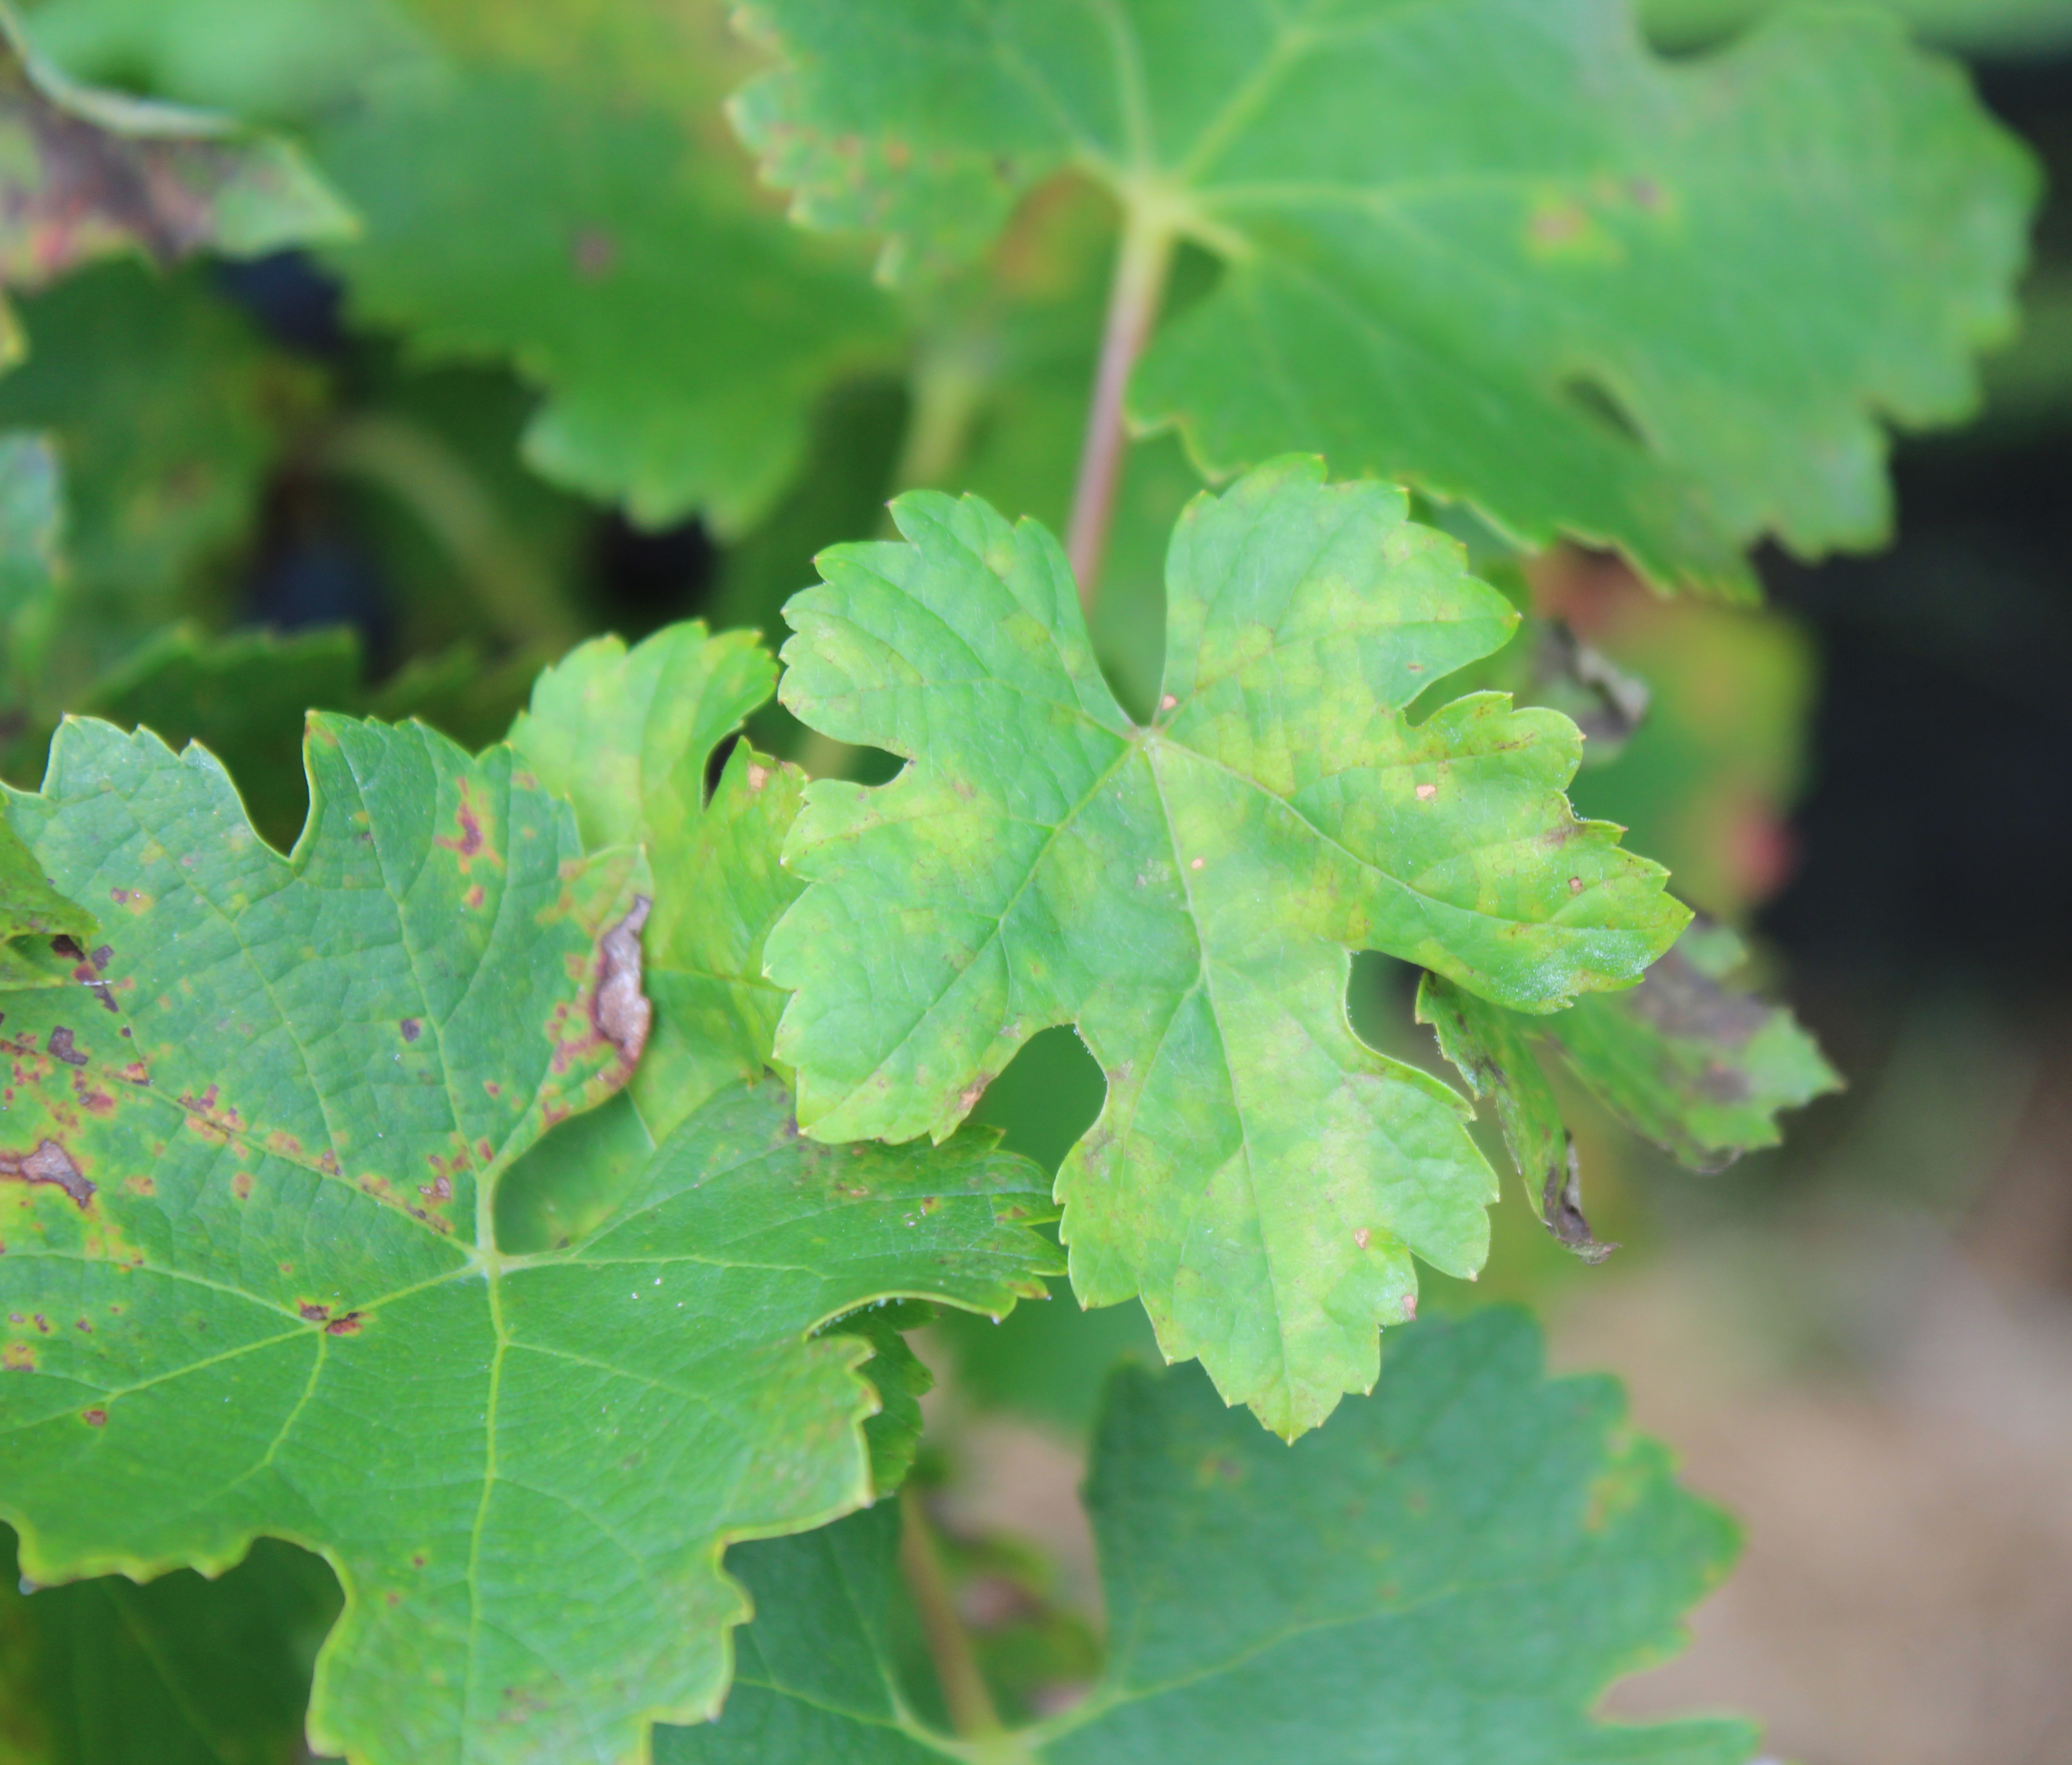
591;895;652;1066
325;1312;363;1336
572;225;617;278
298;1302;330;1322
231;1172;253;1200
399;1018;422;1043
0;1139;91;1207
81;1408;106;1427
46;1027;86;1067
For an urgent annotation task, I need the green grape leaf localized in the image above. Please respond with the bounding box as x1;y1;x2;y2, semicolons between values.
1416;970;1613;1260
825;1301;936;1498
0;1;350;316
767;457;1688;1434
1643;0;2072;56
1540;918;1840;1171
1422;917;1841;1209
79;623;364;850
0;813;91;989
0;1524;339;1765
23;0;427;125
662;1308;1756;1765
0;430;58;698
0;261;325;640
509;622;806;1139
734;0;2035;594
0;714;1059;1765
313;22;900;533
58;622;540;854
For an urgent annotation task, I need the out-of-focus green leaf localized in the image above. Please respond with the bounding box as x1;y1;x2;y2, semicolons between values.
66;621;546;852
735;0;2035;595
0;261;323;643
826;1300;936;1498
0;814;87;987
1643;0;2072;54
662;1309;1755;1765
0;1524;338;1765
769;458;1688;1435
1550;573;1817;920
80;622;360;847
0;713;1059;1765
1423;918;1841;1235
0;3;351;332
0;431;59;743
1539;919;1842;1172
22;0;425;124
1416;968;1610;1257
311;0;900;534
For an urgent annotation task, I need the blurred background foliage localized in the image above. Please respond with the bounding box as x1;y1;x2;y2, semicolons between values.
0;2;2068;1761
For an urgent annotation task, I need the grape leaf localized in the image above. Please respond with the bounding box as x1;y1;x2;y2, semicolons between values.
22;0;426;125
1643;0;2072;55
733;0;2035;594
0;261;325;639
312;6;900;533
662;1308;1756;1765
825;1301;935;1497
82;623;539;856
509;621;805;1140
1415;970;1615;1260
1422;917;1841;1206
505;621;1022;1497
0;428;59;756
0;714;1059;1765
0;814;90;989
0;1525;339;1765
78;623;364;849
767;456;1688;1434
0;1;350;338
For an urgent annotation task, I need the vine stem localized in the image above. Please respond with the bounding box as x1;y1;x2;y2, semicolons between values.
1064;208;1175;614
898;1484;1006;1742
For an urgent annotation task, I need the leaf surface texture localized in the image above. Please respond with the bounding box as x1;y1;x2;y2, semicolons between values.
735;0;2035;591
0;714;1057;1765
769;458;1687;1432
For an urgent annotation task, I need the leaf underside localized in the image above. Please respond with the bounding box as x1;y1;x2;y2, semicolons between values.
769;456;1688;1435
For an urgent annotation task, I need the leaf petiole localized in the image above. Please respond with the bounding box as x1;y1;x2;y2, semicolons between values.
1064;207;1175;611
